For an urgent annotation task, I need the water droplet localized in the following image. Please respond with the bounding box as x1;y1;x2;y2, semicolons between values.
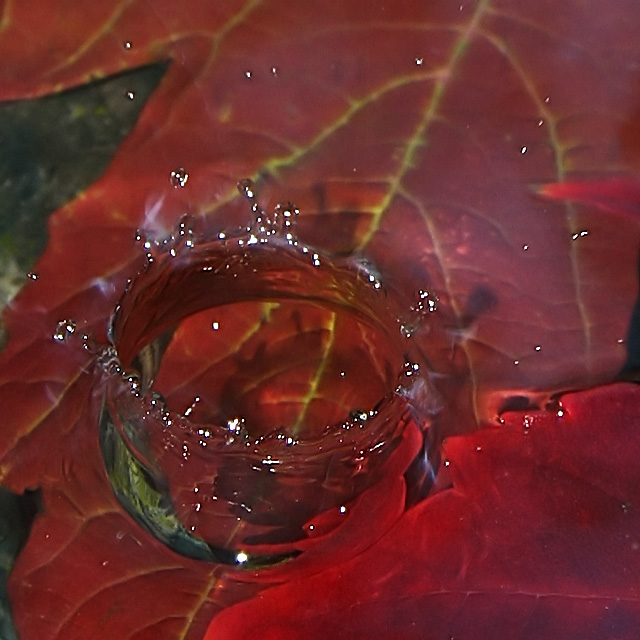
26;271;38;280
415;57;423;66
538;119;544;127
339;505;347;514
271;66;278;76
53;319;76;342
170;168;189;188
273;202;299;244
400;324;415;339
123;41;132;50
237;178;256;200
236;551;248;564
244;70;252;79
176;214;195;247
534;345;541;352
520;145;527;154
415;289;438;313
349;409;368;423
148;391;167;415
522;244;529;251
126;91;135;100
212;321;220;331
184;396;201;417
402;361;420;377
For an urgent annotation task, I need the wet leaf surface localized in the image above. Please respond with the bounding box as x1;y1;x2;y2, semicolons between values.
206;383;640;640
0;1;639;638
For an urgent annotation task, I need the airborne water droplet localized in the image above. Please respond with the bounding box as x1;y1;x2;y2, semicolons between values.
170;168;189;188
53;319;77;342
237;178;257;201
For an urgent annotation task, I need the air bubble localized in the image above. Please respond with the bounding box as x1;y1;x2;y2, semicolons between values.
53;319;77;342
170;168;189;188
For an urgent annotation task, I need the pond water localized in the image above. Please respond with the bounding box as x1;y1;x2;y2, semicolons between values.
0;1;639;639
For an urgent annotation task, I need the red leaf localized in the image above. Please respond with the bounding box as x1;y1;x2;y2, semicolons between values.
206;383;640;640
539;179;640;219
0;1;639;639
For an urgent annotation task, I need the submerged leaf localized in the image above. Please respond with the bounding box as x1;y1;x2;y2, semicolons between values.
539;179;640;218
0;1;639;638
206;383;640;640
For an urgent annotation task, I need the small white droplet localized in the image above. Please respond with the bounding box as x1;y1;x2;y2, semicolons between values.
126;91;135;100
522;244;529;251
520;145;527;154
212;321;220;331
123;41;132;50
245;70;252;79
415;57;423;66
236;551;248;564
271;66;278;76
170;167;189;188
53;319;77;342
534;345;541;352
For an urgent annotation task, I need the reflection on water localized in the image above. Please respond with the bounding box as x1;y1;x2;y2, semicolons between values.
0;1;639;638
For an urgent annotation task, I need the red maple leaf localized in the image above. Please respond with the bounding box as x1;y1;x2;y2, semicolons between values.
0;1;639;638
